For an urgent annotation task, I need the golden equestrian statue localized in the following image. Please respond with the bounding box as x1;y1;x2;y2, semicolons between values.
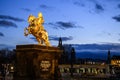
24;12;51;46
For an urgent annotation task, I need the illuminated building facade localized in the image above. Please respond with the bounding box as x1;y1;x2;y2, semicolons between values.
111;55;120;66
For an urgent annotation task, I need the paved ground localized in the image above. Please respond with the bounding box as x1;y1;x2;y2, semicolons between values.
1;74;119;80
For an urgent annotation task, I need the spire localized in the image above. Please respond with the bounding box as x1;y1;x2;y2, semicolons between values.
107;50;111;64
71;47;76;63
58;37;62;49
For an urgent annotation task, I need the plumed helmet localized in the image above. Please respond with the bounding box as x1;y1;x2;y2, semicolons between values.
38;12;43;18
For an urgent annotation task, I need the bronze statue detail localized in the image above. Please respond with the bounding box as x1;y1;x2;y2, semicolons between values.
24;13;51;46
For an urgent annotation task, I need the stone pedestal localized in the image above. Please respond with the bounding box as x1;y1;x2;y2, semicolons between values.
15;44;62;80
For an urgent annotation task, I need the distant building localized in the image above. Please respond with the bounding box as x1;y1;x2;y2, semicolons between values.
0;49;15;79
58;37;76;64
57;38;120;78
0;49;15;63
107;50;111;64
111;55;120;66
58;37;63;50
111;55;120;77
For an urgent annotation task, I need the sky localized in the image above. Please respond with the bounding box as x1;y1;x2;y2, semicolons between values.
0;0;120;53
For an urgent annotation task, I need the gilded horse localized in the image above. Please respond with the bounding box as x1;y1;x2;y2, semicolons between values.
24;13;50;46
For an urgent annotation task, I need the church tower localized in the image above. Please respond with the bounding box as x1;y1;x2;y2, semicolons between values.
71;47;76;64
107;50;111;74
58;37;62;49
107;50;111;64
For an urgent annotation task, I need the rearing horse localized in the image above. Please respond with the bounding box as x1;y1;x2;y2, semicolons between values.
24;13;51;46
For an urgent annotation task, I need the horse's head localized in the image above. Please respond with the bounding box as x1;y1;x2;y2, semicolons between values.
27;15;37;32
28;15;36;25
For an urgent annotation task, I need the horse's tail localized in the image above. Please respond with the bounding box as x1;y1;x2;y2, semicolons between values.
24;27;28;36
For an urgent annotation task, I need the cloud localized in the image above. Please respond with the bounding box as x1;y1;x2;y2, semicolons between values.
0;32;4;37
72;43;120;59
49;36;73;41
103;31;111;36
118;39;120;41
95;3;104;11
72;43;120;51
30;36;73;42
72;0;104;13
104;32;111;36
0;44;15;50
0;15;24;22
0;44;6;49
89;0;104;11
0;20;17;28
40;4;53;9
48;21;83;30
94;3;104;13
112;15;120;22
73;1;85;7
30;37;37;42
118;4;120;8
21;8;31;12
0;44;6;46
97;31;112;37
87;0;104;13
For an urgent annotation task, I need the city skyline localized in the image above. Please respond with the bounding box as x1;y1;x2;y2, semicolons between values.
0;0;120;52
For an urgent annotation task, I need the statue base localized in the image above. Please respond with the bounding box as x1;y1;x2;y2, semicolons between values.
15;44;62;80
